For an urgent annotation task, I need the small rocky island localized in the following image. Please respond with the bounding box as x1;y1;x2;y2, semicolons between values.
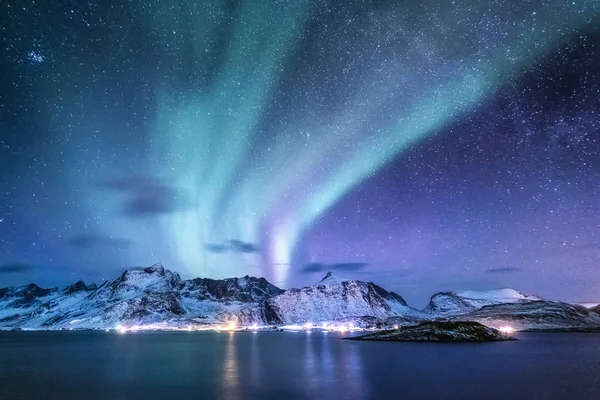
348;321;516;342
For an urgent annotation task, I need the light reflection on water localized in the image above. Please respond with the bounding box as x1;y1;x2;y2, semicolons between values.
217;330;368;399
1;331;600;399
221;332;241;399
303;331;318;393
344;338;367;398
249;332;262;389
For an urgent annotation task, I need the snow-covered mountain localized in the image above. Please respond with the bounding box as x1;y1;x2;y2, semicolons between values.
0;283;59;326
579;302;600;309
1;265;599;331
452;301;600;331
266;272;424;324
0;265;185;329
0;265;418;330
423;289;543;317
421;289;600;330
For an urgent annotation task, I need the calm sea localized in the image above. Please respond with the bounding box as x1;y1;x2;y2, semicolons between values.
0;331;599;399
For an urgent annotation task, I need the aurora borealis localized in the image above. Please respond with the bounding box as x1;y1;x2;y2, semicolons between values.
1;0;599;305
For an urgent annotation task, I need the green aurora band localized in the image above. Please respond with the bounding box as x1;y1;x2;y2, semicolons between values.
148;0;598;284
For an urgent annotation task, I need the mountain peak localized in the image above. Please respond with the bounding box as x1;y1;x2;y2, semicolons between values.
143;263;165;274
319;271;346;284
63;280;93;294
112;263;180;292
18;283;55;297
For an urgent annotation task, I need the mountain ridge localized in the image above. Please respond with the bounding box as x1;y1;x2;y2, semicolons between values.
423;288;543;317
1;263;598;331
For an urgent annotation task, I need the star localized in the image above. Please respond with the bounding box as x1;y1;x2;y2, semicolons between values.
0;0;598;305
27;51;44;64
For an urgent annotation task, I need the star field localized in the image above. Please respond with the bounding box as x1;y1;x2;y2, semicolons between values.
0;0;599;306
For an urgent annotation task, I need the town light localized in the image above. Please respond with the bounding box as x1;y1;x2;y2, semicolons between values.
499;326;515;334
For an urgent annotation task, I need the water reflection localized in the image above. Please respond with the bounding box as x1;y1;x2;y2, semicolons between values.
303;331;318;393
320;332;335;383
214;331;368;398
220;332;241;400
3;332;600;399
250;332;262;389
302;331;368;397
342;341;368;398
107;333;139;385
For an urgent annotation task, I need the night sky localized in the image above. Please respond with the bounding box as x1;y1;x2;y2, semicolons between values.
1;0;599;307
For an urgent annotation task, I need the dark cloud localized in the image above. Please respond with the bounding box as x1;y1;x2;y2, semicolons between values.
228;240;260;253
301;263;329;274
104;176;192;217
205;239;260;254
300;262;369;274
205;243;229;253
68;233;130;249
485;267;523;274
0;262;35;274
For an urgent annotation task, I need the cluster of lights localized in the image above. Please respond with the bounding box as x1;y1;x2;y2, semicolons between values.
279;322;359;333
216;321;238;332
111;321;375;334
117;324;141;334
498;326;516;334
114;323;201;333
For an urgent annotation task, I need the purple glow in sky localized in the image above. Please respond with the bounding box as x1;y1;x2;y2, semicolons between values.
1;0;599;306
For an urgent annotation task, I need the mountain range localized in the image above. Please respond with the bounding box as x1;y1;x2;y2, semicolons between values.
1;263;599;331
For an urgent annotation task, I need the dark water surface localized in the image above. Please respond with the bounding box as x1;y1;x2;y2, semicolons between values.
0;331;599;399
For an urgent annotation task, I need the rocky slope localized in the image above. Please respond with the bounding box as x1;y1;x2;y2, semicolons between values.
452;300;600;331
423;289;543;317
349;321;515;342
421;289;600;330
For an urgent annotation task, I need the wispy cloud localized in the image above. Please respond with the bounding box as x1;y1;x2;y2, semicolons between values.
0;262;35;274
68;233;130;249
205;239;260;254
103;176;193;217
485;267;523;274
300;262;368;274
